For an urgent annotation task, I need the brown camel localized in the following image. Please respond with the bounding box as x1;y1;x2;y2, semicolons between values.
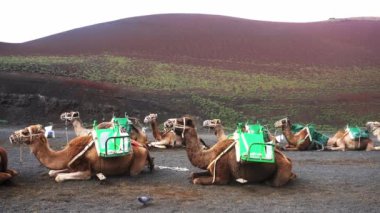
0;147;18;184
274;118;312;151
203;119;228;142
143;113;181;148
366;121;380;142
326;125;379;151
164;116;296;186
9;124;154;182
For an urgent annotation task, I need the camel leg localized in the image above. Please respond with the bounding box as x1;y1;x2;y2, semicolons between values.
149;140;169;149
268;150;296;187
146;152;155;172
283;147;299;151
130;146;148;176
366;141;380;151
0;172;12;184
48;169;70;177
193;175;230;185
5;169;18;177
191;171;211;179
55;170;92;183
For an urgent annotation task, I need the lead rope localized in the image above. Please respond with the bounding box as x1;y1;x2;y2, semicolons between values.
207;140;237;184
65;119;69;144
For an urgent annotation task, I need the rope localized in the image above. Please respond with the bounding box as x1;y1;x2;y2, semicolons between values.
65;120;69;144
67;140;95;168
207;140;237;184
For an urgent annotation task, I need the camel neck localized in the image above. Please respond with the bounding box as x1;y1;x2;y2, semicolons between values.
131;125;147;144
72;118;87;136
184;128;214;169
30;137;71;170
215;126;227;141
0;147;8;172
282;125;294;142
150;119;162;140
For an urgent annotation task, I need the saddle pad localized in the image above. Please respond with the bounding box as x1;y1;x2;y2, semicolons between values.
346;125;369;140
292;124;329;146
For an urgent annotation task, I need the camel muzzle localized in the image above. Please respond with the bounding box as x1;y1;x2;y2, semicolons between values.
9;133;22;145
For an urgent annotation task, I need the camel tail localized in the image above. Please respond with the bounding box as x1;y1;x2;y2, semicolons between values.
0;147;8;172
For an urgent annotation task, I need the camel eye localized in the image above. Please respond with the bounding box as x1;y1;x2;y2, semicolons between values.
21;129;29;135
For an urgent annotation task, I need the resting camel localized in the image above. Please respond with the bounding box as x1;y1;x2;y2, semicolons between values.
60;111;92;136
203;119;227;142
9;124;154;182
164;116;296;186
144;113;181;148
326;126;380;151
366;121;380;142
0;147;18;184
61;111;148;146
274;118;313;151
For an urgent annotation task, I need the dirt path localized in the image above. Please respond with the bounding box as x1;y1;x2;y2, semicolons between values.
1;127;380;212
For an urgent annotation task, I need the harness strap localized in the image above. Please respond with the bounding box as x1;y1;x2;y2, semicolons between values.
207;140;237;184
67;140;95;168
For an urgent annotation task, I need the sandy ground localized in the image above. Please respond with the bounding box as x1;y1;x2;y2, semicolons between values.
1;126;380;212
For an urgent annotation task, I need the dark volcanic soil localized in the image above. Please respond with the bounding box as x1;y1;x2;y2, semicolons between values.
0;72;184;126
1;127;380;212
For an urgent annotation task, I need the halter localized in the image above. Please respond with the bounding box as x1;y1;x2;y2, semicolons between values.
11;127;43;144
60;111;80;121
165;117;188;138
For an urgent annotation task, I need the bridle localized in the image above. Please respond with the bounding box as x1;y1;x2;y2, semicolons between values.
10;126;44;144
60;111;80;121
165;117;189;138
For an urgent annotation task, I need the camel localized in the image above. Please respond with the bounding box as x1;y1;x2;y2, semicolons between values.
203;119;228;142
366;121;380;142
326;125;380;151
164;116;296;186
143;113;181;148
0;147;18;184
61;111;148;146
60;111;91;136
9;124;154;182
274;118;313;151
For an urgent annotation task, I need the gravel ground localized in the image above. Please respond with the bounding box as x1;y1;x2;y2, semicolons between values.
1;126;380;212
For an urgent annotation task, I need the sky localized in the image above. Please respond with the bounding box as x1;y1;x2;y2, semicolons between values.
1;0;379;43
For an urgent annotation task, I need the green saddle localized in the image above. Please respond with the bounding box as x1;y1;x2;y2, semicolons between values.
291;123;329;147
93;117;132;157
234;122;275;163
346;125;369;140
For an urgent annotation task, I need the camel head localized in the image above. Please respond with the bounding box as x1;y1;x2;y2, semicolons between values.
60;111;80;122
203;119;221;128
9;124;45;145
366;121;380;132
274;117;291;128
143;113;158;124
164;116;196;135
